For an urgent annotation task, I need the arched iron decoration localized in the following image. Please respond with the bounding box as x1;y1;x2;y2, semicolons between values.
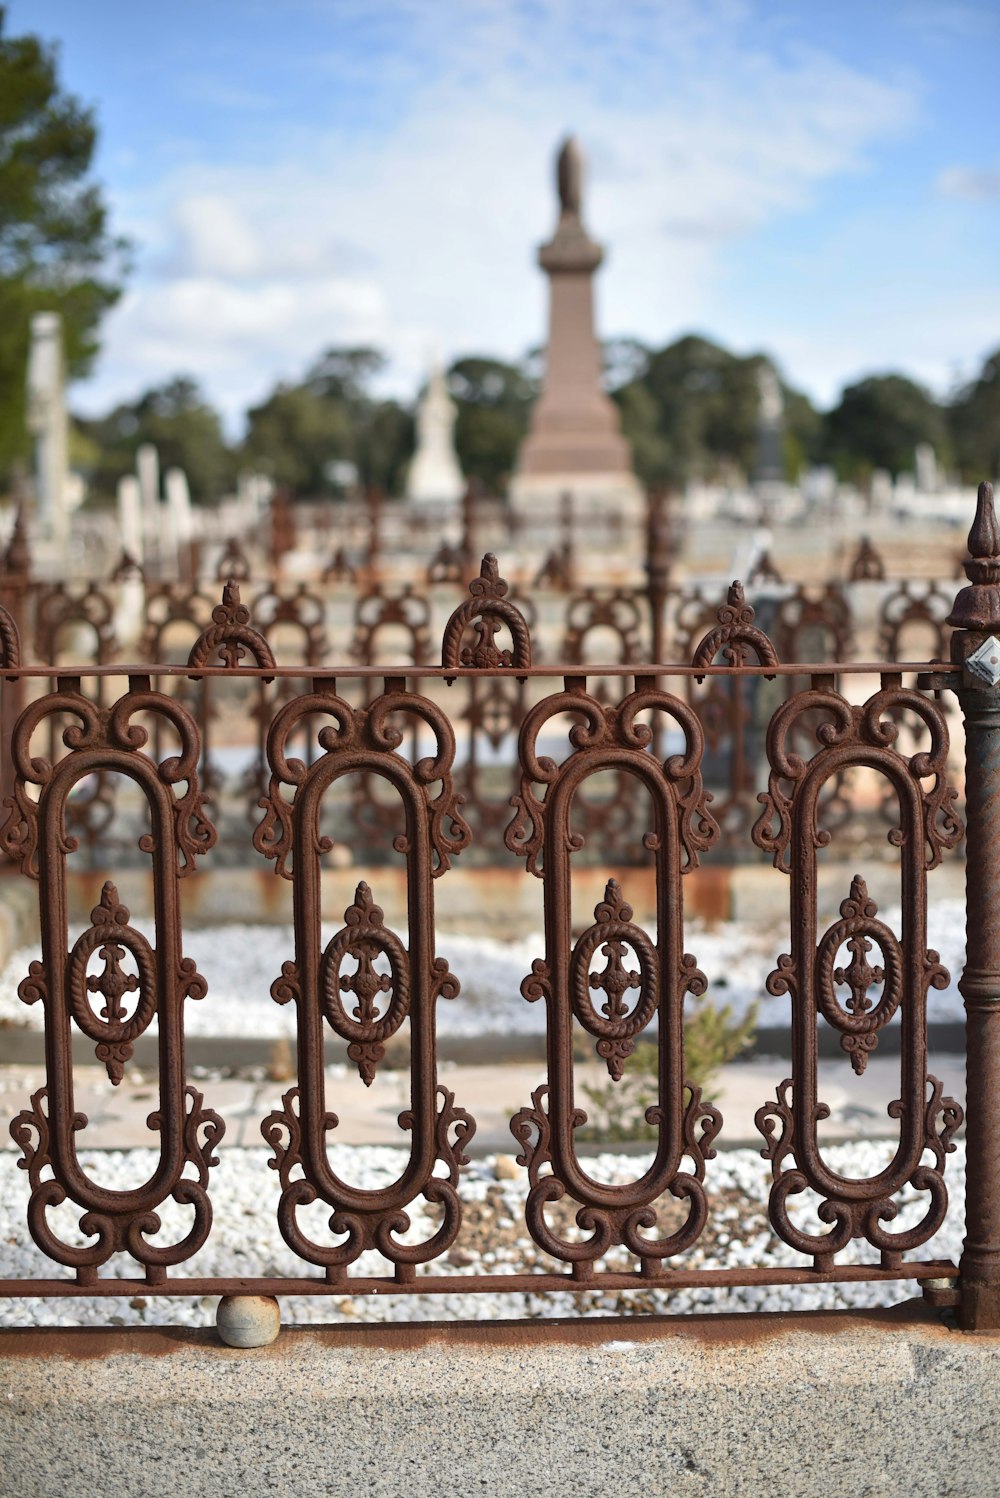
187;580;275;673
2;677;221;1282
505;678;721;1274
561;589;644;667
35;582;117;668
214;536;252;583
110;549;145;583
245;582;329;807
772;587;857;839
35;582;120;851
321;545;357;584
442;554;532;671
747;549;783;587
877;580;952;663
349;586;432;847
773;585;853;666
425;540;466;585
254;680;475;1277
673;582;779;845
752;680;964;1268
351;584;431;667
848;536;886;583
0;598;20;668
558;589;648;859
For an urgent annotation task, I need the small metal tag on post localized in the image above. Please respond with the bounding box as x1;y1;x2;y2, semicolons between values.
948;481;1000;1330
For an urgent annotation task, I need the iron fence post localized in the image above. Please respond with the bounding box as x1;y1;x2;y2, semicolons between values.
0;504;30;821
644;486;670;664
948;481;1000;1330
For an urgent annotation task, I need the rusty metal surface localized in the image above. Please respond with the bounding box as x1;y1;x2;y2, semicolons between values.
1;676;221;1283
0;527;985;1315
949;483;1000;1329
753;677;963;1269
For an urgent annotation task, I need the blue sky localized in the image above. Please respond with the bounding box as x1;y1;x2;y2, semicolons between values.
9;0;1000;433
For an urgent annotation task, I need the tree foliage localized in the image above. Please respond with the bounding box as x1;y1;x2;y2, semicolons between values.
823;373;949;480
950;348;1000;481
610;334;821;486
0;7;127;475
447;355;536;492
242;346;413;495
76;377;235;504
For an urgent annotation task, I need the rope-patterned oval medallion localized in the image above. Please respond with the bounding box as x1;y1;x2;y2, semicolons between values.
320;882;410;1085
67;882;158;1084
570;880;658;1079
815;876;902;1074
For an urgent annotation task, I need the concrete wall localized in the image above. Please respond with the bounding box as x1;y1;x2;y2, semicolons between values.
1;1300;997;1497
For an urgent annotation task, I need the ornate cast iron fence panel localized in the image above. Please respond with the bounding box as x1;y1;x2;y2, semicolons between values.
1;676;221;1283
752;678;964;1270
0;526;985;1315
253;679;474;1279
504;677;722;1276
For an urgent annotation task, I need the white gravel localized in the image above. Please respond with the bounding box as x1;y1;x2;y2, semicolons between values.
0;900;968;1039
0;1140;965;1328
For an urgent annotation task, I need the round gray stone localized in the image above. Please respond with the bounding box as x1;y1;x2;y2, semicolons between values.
215;1294;281;1348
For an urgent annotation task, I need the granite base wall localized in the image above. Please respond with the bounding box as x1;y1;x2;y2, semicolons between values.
0;1301;995;1498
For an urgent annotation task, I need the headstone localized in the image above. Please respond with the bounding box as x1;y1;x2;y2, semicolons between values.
915;443;938;494
137;443;160;561
752;364;784;486
406;363;464;507
163;467;193;578
511;137;642;524
869;468;894;510
116;475;144;564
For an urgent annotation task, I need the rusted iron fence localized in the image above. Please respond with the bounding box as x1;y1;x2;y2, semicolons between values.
0;525;966;863
0;485;998;1329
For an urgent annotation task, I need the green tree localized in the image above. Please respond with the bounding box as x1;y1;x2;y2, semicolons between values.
611;334;820;486
823;374;948;480
77;377;235;504
243;346;413;496
243;381;352;493
0;7;128;475
447;355;536;491
950;348;1000;481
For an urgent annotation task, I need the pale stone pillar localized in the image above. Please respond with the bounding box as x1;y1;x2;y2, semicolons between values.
25;312;70;557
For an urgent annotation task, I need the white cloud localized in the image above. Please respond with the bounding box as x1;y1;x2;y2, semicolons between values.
936;165;1000;201
72;0;920;432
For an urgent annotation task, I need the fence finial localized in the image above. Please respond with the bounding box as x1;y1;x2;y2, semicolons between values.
948;482;1000;634
441;554;531;670
188;578;276;673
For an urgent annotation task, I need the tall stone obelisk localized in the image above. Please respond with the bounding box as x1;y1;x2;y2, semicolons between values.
511;137;642;519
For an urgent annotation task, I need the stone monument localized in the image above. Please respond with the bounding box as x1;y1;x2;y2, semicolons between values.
511;137;642;520
752;363;785;486
25;311;71;552
406;362;464;508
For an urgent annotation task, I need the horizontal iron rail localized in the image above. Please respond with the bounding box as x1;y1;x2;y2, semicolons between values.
1;660;957;679
0;1261;957;1297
